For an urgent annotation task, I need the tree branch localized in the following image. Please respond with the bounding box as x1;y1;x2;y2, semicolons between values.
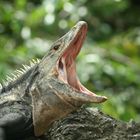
26;107;140;140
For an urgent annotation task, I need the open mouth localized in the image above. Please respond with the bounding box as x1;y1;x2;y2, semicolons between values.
57;23;107;103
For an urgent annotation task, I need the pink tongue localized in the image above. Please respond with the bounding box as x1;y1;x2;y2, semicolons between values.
59;50;96;96
66;61;80;90
66;58;98;96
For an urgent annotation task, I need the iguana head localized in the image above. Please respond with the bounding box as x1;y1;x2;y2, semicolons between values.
38;21;107;106
32;21;107;136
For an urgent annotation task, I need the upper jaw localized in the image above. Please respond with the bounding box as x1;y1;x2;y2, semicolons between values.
56;21;87;84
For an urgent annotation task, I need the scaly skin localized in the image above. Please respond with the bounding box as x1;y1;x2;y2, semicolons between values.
0;21;107;140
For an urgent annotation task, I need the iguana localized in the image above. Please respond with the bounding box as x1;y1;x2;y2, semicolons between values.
0;21;107;140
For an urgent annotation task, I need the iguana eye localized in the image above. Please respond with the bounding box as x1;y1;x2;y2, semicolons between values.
53;44;60;50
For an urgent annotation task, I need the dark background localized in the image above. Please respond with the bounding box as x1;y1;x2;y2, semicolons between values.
0;0;140;122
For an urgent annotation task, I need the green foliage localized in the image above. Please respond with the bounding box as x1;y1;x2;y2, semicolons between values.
0;0;140;121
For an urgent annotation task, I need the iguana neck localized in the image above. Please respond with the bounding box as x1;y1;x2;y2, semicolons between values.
0;65;37;94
